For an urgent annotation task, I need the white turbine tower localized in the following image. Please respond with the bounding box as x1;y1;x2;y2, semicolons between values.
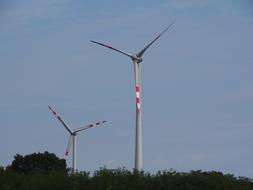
90;20;175;171
48;106;107;173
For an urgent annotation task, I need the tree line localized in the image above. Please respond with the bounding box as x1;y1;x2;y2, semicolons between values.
0;151;252;190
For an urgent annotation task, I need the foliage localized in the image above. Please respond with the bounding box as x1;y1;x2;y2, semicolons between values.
8;151;66;174
1;167;252;190
1;153;253;190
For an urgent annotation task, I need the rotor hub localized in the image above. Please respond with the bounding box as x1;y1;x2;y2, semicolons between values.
132;56;143;63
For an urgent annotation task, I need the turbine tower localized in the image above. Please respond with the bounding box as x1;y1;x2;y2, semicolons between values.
48;106;107;173
90;20;176;171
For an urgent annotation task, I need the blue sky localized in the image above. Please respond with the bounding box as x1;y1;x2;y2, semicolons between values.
0;0;253;177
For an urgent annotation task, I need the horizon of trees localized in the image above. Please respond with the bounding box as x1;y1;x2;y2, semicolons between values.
0;151;252;190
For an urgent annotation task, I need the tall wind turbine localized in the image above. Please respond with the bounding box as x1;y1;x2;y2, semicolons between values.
48;106;107;173
90;20;176;171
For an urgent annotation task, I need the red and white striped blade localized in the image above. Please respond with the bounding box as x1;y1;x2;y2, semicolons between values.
74;120;107;133
65;135;73;157
48;106;73;134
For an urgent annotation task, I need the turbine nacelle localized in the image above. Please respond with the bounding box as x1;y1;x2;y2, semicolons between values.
72;132;77;136
131;55;143;63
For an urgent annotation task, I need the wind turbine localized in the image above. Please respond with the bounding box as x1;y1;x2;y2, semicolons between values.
48;106;107;173
90;19;176;171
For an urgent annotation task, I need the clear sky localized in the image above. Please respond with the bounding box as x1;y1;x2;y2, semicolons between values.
0;0;253;177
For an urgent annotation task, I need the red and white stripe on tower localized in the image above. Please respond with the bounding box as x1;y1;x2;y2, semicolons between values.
136;85;141;112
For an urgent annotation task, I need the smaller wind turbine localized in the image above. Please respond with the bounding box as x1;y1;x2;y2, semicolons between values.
48;106;107;173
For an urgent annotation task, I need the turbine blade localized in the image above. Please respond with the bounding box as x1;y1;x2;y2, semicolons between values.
90;40;133;59
136;19;176;58
74;120;107;133
48;106;73;134
65;135;73;157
